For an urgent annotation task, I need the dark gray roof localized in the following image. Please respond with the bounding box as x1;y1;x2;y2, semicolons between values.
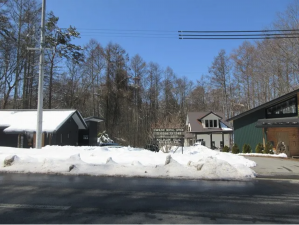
227;88;299;122
187;111;232;133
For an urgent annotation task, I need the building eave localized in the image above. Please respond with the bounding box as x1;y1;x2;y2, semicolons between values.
256;117;299;128
227;89;299;122
84;116;104;123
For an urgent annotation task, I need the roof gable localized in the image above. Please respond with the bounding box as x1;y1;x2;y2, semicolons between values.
199;111;223;120
0;109;87;133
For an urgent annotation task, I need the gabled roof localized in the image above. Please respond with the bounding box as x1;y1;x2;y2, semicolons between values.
0;109;87;133
197;111;223;120
227;88;299;122
186;111;232;133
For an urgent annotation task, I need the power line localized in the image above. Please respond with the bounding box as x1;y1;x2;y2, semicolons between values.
24;28;299;40
179;37;299;40
179;33;299;37
74;29;178;39
76;28;177;33
79;35;177;39
178;29;299;40
178;29;299;33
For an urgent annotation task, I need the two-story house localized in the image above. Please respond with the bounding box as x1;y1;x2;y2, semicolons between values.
185;111;233;149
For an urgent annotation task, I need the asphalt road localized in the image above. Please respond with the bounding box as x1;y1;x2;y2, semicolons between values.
245;156;299;179
0;173;299;224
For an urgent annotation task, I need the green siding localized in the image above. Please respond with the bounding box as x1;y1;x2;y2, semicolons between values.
233;109;265;152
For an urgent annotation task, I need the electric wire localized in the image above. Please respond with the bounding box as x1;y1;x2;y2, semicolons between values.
75;29;177;39
179;33;299;37
178;29;299;33
178;35;299;40
178;29;299;40
55;28;299;40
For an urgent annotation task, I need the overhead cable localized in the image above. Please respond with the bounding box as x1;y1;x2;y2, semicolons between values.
32;28;299;40
178;29;299;40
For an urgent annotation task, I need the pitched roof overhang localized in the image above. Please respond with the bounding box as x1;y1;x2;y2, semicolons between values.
70;111;88;130
198;111;223;120
84;116;104;123
256;117;299;128
227;88;299;122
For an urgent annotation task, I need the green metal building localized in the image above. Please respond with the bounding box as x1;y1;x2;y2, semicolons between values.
232;109;265;152
228;89;299;156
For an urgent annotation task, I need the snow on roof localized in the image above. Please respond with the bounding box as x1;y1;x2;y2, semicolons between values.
222;128;233;131
0;110;86;133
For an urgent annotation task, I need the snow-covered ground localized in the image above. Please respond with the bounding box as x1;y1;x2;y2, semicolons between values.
0;145;261;181
239;152;287;157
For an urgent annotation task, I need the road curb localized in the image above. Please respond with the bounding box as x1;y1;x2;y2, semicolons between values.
255;176;299;182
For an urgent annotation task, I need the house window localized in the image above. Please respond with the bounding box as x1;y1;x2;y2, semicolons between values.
214;120;217;127
205;120;218;128
266;97;297;118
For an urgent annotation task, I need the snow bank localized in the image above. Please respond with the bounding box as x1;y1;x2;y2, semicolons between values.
0;145;256;180
239;153;287;158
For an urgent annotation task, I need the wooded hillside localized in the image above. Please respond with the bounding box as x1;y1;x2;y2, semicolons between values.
1;0;299;146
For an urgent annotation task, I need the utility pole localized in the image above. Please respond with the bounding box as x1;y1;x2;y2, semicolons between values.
36;0;46;149
27;0;46;148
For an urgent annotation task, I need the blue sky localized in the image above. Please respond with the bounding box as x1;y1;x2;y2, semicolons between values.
46;0;295;82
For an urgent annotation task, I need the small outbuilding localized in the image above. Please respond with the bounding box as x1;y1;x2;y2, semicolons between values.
78;116;104;146
0;109;103;148
185;111;233;149
227;89;299;157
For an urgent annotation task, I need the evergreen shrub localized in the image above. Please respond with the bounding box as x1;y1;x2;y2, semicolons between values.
222;145;230;153
263;141;274;154
242;144;252;153
255;143;264;154
231;143;240;154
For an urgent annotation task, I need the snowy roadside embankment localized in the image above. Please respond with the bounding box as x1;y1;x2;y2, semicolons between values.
0;145;256;180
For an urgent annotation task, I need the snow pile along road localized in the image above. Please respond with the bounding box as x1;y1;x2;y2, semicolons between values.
0;145;256;180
